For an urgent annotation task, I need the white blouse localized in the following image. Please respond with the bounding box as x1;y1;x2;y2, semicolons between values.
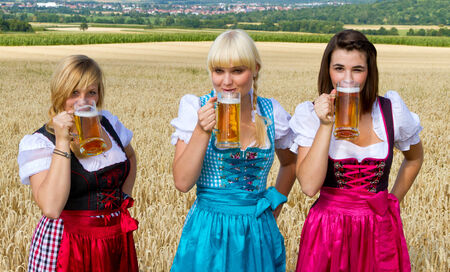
289;91;422;162
17;110;133;185
171;90;294;150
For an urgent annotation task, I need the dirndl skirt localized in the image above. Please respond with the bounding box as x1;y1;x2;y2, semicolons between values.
28;198;139;272
296;187;411;272
171;186;287;272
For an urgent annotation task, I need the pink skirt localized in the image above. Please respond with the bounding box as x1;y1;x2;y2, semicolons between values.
296;187;410;272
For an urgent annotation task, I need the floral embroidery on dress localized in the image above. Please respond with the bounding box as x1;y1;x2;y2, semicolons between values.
246;152;257;160
230;152;241;159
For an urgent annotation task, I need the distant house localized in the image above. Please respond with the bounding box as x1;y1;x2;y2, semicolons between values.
36;2;59;8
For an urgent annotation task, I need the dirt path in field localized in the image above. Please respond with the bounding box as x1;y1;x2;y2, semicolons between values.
45;27;144;33
1;42;449;69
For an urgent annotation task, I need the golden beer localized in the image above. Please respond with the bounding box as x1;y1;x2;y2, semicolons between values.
74;110;106;156
334;86;360;139
216;93;240;148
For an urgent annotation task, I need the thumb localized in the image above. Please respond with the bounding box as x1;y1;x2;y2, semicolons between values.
330;89;337;117
330;89;337;102
208;96;217;103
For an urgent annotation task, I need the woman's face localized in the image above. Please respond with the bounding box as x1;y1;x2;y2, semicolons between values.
64;83;99;112
329;48;368;90
211;65;255;98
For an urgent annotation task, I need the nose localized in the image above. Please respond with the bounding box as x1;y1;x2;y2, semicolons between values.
344;70;353;81
223;72;232;86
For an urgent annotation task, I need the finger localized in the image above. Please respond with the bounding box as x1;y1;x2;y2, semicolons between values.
205;120;216;131
198;101;215;114
204;113;216;124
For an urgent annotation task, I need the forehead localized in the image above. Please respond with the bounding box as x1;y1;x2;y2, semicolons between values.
75;82;99;92
213;64;247;68
330;48;367;66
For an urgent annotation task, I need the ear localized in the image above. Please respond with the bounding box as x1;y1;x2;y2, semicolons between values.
254;64;260;76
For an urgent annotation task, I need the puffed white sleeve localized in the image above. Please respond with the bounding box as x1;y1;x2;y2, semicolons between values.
288;101;320;154
17;133;55;185
170;94;201;145
101;110;133;147
270;98;294;149
385;91;423;151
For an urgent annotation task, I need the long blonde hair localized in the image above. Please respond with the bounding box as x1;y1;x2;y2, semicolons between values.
47;55;104;128
207;29;267;147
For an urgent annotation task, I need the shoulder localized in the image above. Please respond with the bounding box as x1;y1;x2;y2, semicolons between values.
383;90;407;112
289;101;320;143
100;109;119;126
292;101;316;120
19;132;54;152
268;98;289;115
382;90;422;149
180;94;201;108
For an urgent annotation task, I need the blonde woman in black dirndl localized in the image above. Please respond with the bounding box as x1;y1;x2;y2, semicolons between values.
17;55;139;271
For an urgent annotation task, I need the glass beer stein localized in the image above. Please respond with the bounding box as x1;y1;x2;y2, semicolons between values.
334;80;360;139
215;90;241;148
74;100;107;156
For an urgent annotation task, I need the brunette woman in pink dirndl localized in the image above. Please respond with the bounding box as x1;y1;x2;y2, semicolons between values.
18;55;139;271
289;30;424;271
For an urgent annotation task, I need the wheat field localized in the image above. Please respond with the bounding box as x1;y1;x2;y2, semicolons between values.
0;42;448;271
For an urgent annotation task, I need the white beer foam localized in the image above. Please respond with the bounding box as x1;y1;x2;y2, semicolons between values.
218;98;240;104
75;110;98;117
337;87;359;94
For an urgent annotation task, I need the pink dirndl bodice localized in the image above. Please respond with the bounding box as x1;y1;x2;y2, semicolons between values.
296;97;411;272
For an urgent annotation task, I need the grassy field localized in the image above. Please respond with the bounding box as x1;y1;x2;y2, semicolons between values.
0;42;448;271
2;27;449;47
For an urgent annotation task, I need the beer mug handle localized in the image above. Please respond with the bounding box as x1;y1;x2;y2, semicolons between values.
70;132;80;143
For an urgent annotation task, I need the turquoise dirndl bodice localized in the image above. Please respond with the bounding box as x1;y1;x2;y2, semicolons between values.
171;91;287;272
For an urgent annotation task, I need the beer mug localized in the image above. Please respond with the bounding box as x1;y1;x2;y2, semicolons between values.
215;90;241;148
334;80;360;139
74;100;107;156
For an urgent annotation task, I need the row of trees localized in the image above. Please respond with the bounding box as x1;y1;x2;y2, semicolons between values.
0;18;33;32
235;20;344;34
407;27;450;37
360;27;399;36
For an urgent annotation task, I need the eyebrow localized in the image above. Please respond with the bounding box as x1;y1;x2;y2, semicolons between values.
214;65;247;69
332;63;366;69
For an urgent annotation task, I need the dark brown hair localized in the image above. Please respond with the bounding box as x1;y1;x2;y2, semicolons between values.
318;29;378;113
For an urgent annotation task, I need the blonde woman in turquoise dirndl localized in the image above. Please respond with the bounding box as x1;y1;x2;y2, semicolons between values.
170;29;297;271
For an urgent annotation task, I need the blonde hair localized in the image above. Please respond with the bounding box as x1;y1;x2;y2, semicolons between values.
48;55;104;125
207;29;267;147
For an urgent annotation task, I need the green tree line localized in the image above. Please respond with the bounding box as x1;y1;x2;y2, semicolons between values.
0;18;33;32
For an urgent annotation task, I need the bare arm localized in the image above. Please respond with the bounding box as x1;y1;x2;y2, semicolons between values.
272;148;297;219
121;144;137;196
390;141;423;202
172;96;217;193
29;111;74;219
274;149;297;196
296;91;335;197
